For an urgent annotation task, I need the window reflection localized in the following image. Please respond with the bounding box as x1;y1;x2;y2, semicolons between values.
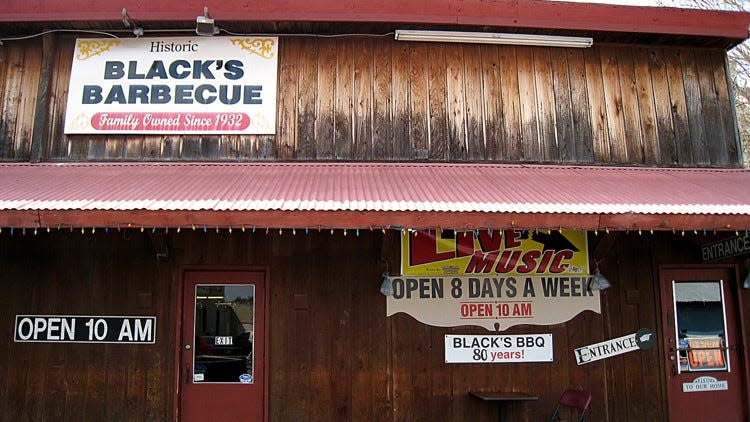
674;281;727;372
194;284;254;383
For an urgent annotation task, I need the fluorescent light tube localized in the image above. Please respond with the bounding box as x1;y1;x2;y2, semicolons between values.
394;30;593;48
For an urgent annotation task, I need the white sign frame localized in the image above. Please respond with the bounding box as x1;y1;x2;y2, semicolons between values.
445;334;553;363
14;315;156;344
574;332;640;365
682;376;729;393
65;36;278;135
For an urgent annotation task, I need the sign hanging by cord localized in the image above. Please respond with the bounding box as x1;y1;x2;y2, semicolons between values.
386;275;601;331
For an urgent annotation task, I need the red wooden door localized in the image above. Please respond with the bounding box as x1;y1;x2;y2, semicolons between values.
660;266;747;421
180;270;266;421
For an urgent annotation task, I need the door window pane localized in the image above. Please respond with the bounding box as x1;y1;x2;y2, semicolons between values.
194;284;254;383
674;281;728;372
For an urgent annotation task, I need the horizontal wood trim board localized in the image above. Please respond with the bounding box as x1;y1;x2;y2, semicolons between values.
3;0;749;40
0;210;748;231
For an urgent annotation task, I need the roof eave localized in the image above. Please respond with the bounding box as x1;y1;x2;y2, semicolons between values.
1;0;748;48
1;209;749;232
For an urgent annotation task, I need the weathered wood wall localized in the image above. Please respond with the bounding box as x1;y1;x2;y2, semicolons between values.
0;36;740;166
4;230;743;421
0;231;175;421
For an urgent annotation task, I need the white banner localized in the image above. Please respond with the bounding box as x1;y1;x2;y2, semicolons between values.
65;36;278;134
386;276;600;331
445;334;553;363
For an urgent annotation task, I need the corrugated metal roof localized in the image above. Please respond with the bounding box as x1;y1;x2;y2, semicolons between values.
1;162;749;229
2;162;750;213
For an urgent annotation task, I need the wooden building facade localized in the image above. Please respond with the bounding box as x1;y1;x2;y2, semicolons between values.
1;1;750;421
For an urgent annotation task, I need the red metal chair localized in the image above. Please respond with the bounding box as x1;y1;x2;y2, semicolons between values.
550;389;592;422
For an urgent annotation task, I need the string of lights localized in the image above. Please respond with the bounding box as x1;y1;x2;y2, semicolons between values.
0;224;746;237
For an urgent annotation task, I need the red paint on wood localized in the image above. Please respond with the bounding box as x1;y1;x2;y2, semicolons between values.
1;0;749;42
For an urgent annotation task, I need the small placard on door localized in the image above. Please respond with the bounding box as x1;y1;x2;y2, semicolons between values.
214;336;233;345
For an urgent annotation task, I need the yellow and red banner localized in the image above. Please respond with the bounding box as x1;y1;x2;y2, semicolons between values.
401;229;588;276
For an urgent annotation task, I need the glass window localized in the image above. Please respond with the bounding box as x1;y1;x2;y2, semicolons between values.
673;281;728;373
193;284;255;383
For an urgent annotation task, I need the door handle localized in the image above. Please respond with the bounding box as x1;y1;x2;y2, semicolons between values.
184;364;191;383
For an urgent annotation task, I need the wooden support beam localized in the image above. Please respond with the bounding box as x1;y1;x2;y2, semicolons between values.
29;32;55;162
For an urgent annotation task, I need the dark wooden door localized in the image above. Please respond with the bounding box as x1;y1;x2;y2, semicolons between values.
660;266;747;421
180;270;266;421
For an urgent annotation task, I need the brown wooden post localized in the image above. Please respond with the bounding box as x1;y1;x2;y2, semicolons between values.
30;32;55;163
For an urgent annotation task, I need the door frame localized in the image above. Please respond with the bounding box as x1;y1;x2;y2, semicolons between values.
173;265;270;422
659;264;750;419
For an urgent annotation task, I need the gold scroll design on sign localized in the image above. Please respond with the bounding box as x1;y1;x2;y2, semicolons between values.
68;111;91;130
76;40;122;61
230;38;276;59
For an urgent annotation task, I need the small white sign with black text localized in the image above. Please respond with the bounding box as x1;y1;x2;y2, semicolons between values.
445;334;553;363
683;376;728;393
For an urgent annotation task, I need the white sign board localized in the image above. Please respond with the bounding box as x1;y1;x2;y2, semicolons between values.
682;376;729;393
445;334;553;363
574;333;641;365
65;36;278;134
386;276;600;331
14;315;156;344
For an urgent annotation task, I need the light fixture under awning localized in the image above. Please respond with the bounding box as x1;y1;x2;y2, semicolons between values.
394;30;593;48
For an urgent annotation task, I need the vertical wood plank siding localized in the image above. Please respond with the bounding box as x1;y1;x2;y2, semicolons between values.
0;36;740;166
7;231;739;420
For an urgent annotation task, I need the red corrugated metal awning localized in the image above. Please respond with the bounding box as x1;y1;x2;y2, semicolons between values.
1;162;749;231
